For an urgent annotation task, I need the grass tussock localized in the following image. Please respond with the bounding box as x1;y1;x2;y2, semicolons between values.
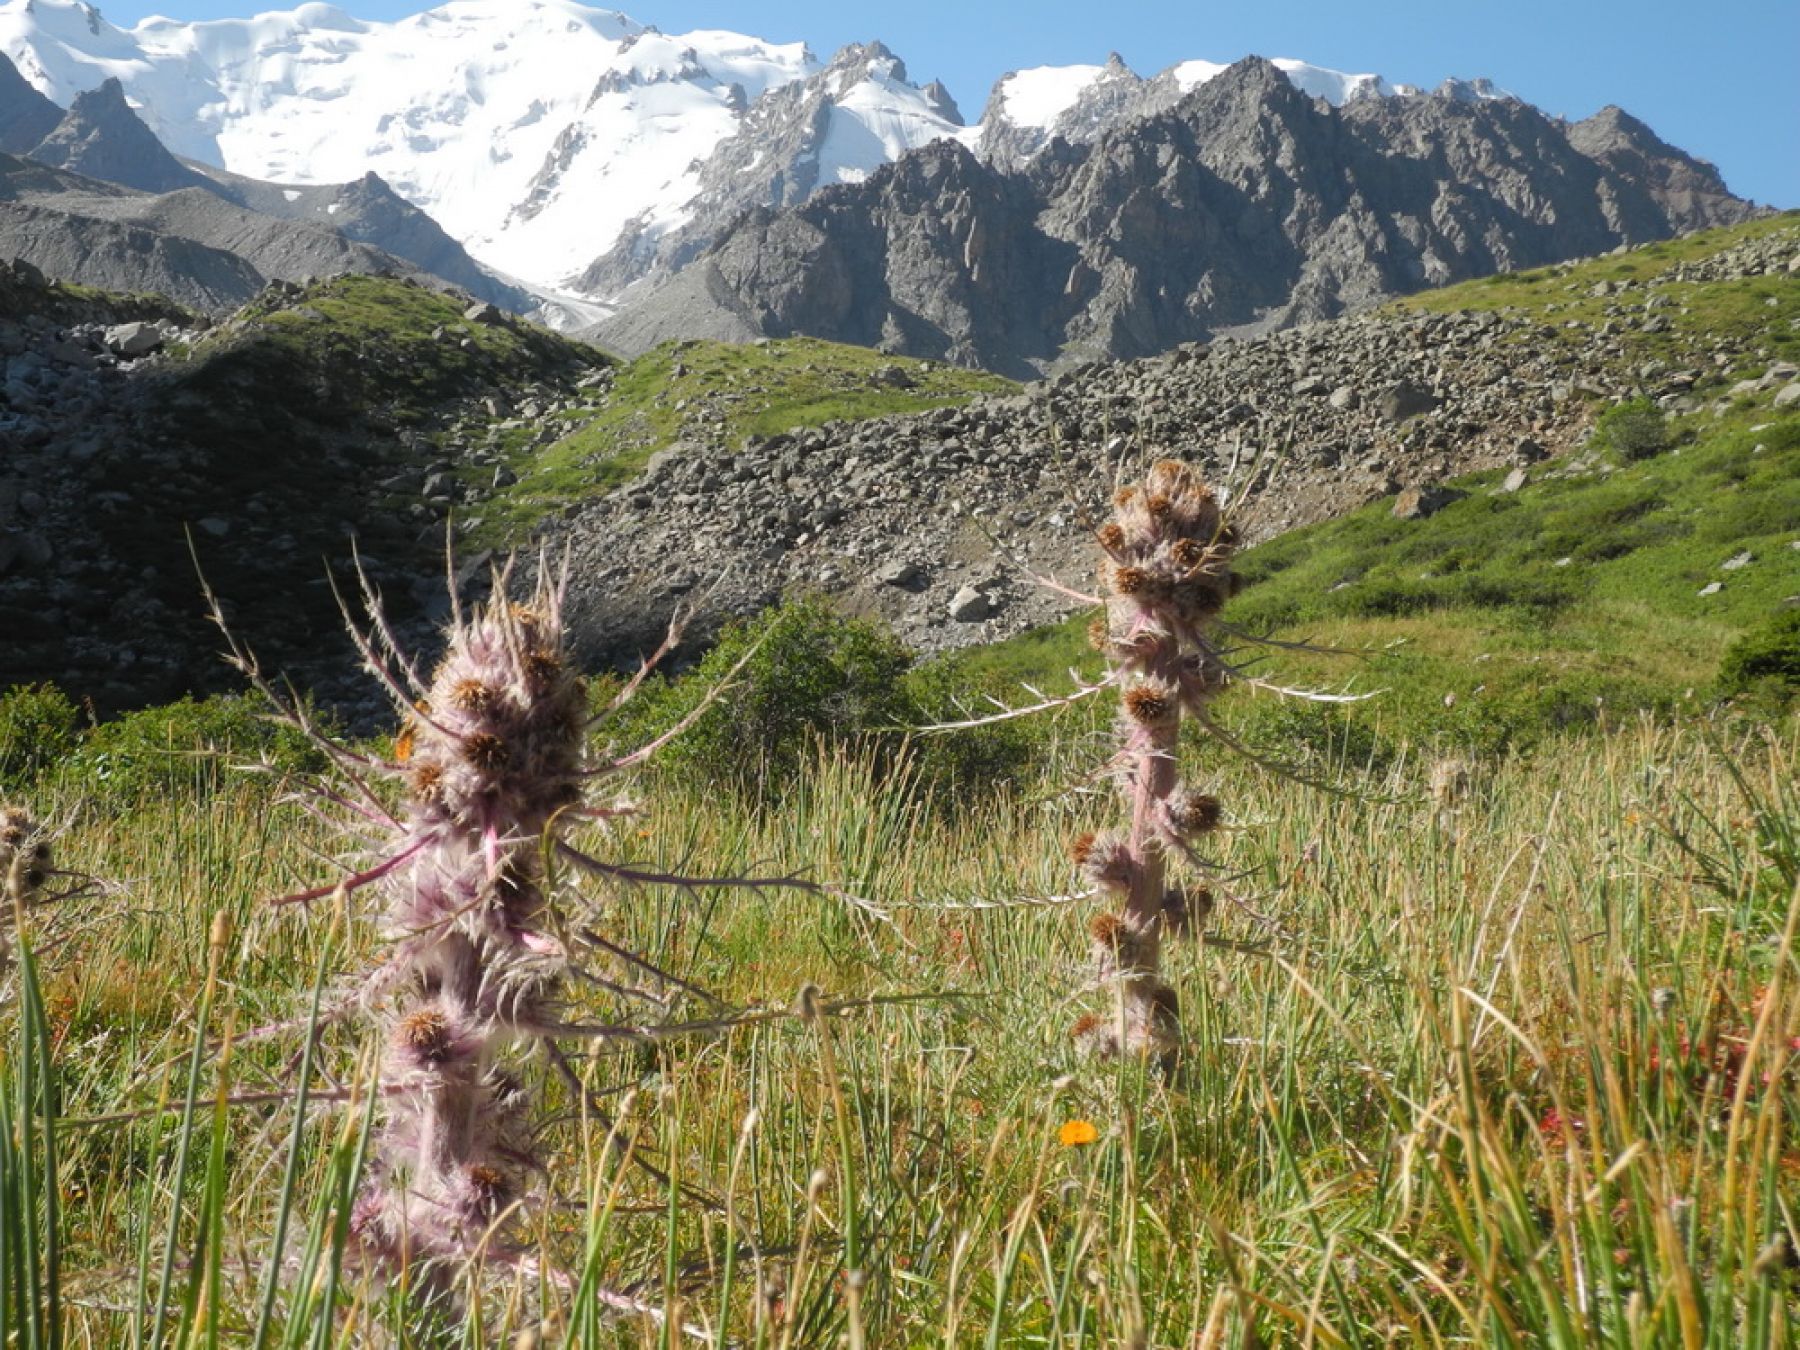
6;713;1796;1344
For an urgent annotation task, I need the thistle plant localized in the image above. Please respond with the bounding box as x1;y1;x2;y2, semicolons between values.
1;806;51;915
207;555;842;1327
1068;460;1237;1070
335;583;589;1303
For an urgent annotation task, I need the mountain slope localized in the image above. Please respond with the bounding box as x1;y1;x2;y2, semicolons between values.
551;215;1799;664
575;41;974;298
0;30;56;150
0;269;609;711
188;164;531;311
595;58;1759;374
0;51;529;311
0;0;1610;312
0;0;827;295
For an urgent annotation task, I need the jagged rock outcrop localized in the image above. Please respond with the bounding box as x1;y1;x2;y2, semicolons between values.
594;58;1760;375
976;53;1163;173
577;41;969;299
28;77;210;193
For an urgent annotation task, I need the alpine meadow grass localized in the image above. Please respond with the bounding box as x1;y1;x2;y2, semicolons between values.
0;706;1791;1345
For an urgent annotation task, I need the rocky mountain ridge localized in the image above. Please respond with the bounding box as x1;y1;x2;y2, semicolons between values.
596;58;1759;375
4;0;1751;332
0;59;527;312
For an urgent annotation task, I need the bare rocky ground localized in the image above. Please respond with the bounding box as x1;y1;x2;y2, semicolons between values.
3;223;1796;716
553;227;1800;668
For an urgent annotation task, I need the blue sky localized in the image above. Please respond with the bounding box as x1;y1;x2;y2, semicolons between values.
103;0;1799;207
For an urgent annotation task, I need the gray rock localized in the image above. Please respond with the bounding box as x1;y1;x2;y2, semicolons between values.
1392;485;1462;520
1501;467;1529;493
196;517;231;538
103;321;164;358
1377;381;1440;423
1773;382;1800;409
1720;551;1754;571
875;559;922;588
948;585;991;622
463;302;504;326
1328;385;1357;411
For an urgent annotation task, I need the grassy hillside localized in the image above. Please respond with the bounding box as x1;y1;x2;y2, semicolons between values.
936;402;1795;757
1;222;1794;1347
1393;213;1800;369
940;218;1800;757
476;337;1015;538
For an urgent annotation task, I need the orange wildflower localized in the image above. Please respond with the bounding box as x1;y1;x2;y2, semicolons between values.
1059;1119;1100;1147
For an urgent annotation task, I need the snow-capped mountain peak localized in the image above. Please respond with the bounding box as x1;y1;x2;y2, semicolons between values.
1;0;1515;303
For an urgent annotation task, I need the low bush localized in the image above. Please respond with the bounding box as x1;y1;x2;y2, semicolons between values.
0;683;83;790
64;692;327;805
1717;608;1800;710
1593;397;1670;461
608;598;915;792
605;598;1064;801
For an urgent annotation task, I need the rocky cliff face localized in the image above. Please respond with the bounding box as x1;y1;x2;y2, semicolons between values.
0;41;57;152
595;58;1760;375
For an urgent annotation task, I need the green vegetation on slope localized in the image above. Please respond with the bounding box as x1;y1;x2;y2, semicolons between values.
1391;212;1800;369
170;274;608;426
935;400;1800;759
477;336;1016;537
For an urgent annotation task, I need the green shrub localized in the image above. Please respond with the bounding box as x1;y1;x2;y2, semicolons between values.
0;684;83;790
603;599;1073;801
1593;398;1670;461
65;693;327;804
1717;609;1800;710
608;598;916;792
900;654;1073;795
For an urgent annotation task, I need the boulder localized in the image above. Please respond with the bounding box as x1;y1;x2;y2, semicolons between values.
103;321;164;358
1377;380;1439;422
875;559;923;588
948;585;991;622
1392;486;1463;521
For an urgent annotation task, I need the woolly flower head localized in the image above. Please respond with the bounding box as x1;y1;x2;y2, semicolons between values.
0;806;50;901
1102;461;1238;637
403;597;588;835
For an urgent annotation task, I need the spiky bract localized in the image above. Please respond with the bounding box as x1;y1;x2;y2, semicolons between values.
1;805;51;908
